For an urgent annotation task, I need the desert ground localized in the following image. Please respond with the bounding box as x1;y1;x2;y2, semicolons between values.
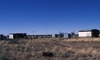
0;38;100;60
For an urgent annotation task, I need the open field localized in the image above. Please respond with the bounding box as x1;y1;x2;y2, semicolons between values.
0;38;100;60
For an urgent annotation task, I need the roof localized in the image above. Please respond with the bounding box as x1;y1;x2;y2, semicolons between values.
9;33;27;34
28;35;52;36
79;29;100;32
79;30;91;32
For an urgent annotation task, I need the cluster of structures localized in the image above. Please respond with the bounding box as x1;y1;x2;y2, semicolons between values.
0;33;53;40
0;29;100;40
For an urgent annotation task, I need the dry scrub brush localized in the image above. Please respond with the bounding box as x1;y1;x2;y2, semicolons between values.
0;38;99;60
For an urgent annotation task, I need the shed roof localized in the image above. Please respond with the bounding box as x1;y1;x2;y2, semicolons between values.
79;29;100;32
79;30;91;32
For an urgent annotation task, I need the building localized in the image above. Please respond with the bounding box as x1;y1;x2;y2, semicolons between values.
9;33;27;39
64;33;68;38
0;34;4;40
55;33;73;38
79;29;100;37
55;33;64;38
27;35;52;39
64;33;72;38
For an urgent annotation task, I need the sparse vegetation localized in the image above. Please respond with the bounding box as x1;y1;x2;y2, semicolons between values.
0;38;100;60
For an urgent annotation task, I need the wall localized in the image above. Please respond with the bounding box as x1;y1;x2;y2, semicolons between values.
79;31;92;37
9;34;14;39
0;35;4;40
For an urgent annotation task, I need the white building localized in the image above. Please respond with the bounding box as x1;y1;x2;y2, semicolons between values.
64;33;68;38
79;29;100;37
79;30;92;37
9;34;14;39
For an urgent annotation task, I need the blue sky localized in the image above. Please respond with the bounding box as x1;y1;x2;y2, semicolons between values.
0;0;100;35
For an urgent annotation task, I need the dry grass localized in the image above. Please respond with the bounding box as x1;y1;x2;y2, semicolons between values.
0;38;100;60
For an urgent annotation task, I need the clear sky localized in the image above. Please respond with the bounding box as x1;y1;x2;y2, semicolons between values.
0;0;100;35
